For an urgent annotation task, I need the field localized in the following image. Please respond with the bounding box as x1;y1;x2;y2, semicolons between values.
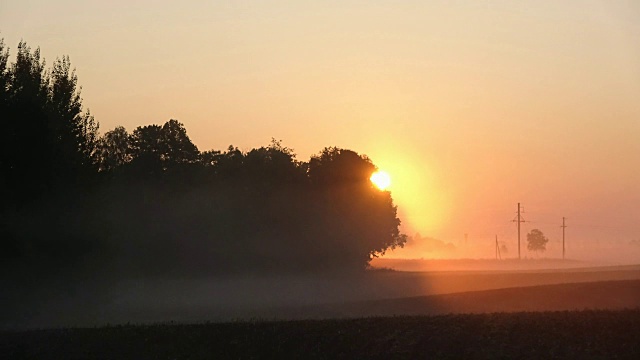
108;262;640;323
2;310;640;359
294;279;640;318
3;261;640;358
3;261;640;327
369;257;624;272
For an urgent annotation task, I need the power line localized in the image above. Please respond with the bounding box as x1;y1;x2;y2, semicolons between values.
526;220;559;226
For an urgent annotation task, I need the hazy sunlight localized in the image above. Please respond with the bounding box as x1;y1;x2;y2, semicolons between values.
370;170;391;190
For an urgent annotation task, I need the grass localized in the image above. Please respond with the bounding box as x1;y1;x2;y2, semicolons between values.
2;309;640;359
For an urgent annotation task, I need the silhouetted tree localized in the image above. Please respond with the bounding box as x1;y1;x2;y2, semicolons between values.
307;147;407;268
0;41;101;277
46;55;99;181
0;38;9;110
128;119;199;177
500;242;508;254
161;119;199;165
1;41;98;202
1;41;49;202
128;124;164;176
527;229;548;254
0;39;10;196
97;126;130;172
213;145;245;178
308;147;374;188
199;149;221;167
1;38;409;280
244;139;304;188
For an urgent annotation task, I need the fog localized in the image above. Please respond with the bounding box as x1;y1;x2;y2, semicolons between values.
4;257;640;330
385;233;640;266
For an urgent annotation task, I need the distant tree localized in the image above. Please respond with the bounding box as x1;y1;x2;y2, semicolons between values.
128;124;164;175
199;149;221;167
499;242;508;254
212;145;245;178
97;126;130;172
160;119;199;165
527;229;548;254
128;119;199;176
244;139;304;187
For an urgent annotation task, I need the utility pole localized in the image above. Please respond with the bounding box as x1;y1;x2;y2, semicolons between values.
561;217;567;260
518;204;521;259
512;203;525;259
495;235;501;260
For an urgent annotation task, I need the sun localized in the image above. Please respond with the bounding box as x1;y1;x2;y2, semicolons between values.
370;170;391;190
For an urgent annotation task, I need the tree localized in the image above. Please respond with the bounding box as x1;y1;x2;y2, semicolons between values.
199;149;221;168
307;147;407;267
128;119;199;176
161;119;199;165
244;139;304;188
128;123;165;177
308;147;376;188
0;38;9;108
0;38;410;276
500;242;508;254
527;229;548;254
0;39;11;196
1;41;49;201
0;41;101;274
0;41;98;200
97;126;130;172
46;55;99;178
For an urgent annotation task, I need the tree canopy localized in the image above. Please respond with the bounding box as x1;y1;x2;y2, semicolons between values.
0;41;98;205
527;229;549;254
0;39;407;278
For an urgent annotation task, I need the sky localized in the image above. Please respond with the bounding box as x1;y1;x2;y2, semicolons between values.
1;0;639;259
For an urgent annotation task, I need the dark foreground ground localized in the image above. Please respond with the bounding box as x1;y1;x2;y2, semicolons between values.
2;309;640;359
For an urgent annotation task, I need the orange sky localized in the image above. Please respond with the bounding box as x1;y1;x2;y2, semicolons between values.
2;1;639;258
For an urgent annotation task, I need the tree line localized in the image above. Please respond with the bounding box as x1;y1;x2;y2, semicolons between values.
0;40;407;280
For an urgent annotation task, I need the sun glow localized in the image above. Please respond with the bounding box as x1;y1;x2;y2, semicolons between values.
364;142;452;239
370;170;392;190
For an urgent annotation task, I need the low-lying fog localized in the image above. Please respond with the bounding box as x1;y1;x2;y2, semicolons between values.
4;260;640;329
382;233;640;266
